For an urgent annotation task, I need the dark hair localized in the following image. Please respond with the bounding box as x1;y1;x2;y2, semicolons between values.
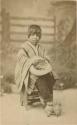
28;25;42;39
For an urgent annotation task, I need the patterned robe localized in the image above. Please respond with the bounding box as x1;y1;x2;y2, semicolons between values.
15;41;52;94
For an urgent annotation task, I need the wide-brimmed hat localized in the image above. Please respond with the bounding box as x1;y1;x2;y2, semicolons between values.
30;58;52;76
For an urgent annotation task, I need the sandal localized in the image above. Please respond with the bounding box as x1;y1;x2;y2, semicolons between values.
44;102;54;117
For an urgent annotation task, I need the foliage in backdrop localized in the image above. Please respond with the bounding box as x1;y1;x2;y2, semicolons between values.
48;1;77;88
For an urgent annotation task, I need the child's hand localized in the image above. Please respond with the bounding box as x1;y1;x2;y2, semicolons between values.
31;56;44;64
34;60;47;69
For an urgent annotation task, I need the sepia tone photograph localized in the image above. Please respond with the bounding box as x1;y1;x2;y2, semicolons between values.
0;0;77;125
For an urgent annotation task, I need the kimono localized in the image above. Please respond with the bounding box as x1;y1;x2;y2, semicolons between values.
15;41;52;94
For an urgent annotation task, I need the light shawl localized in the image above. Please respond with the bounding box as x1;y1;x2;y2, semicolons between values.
15;41;52;93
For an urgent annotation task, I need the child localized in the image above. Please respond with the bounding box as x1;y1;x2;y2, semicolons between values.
15;24;56;116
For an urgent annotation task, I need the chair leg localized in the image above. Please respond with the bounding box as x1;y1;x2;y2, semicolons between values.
20;89;28;110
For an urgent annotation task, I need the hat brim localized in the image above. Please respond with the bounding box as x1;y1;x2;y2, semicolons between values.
30;61;52;76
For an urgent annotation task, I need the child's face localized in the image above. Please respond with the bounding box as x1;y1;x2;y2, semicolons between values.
28;34;40;46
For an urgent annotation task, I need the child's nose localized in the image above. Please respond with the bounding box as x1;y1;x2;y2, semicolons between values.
34;34;37;37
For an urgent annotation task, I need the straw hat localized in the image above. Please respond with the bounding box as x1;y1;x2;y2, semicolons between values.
30;58;52;76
